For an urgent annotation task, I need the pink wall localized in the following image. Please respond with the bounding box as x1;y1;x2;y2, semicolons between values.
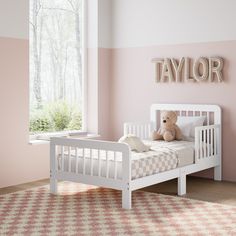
87;48;111;141
0;37;50;188
109;40;236;182
98;48;112;140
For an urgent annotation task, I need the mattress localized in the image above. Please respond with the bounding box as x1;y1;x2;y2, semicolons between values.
57;140;194;180
143;140;195;168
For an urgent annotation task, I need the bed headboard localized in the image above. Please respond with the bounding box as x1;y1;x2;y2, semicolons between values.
150;103;221;129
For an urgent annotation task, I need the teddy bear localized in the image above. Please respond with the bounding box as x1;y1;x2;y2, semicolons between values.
152;110;182;142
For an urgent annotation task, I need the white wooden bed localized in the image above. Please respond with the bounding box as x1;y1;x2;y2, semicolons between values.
50;104;222;209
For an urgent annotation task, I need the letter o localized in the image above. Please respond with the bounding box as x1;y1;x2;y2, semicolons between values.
193;57;209;82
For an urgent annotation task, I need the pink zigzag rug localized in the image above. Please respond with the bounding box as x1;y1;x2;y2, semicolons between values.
0;182;236;235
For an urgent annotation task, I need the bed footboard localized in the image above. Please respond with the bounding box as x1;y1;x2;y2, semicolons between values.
50;137;132;208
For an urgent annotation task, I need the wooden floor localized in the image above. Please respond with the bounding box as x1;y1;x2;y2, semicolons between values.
142;177;236;206
0;177;236;206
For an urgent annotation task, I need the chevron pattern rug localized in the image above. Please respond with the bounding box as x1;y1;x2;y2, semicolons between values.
0;182;236;236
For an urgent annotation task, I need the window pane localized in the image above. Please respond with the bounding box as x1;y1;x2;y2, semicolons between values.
29;0;84;135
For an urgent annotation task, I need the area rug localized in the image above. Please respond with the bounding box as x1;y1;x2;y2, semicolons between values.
0;182;236;236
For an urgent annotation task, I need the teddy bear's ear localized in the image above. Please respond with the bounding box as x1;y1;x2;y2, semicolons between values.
161;110;167;115
171;111;177;123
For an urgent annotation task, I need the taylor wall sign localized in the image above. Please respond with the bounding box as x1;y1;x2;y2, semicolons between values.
152;57;224;83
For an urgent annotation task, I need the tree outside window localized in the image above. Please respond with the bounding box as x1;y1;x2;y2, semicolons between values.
29;0;84;135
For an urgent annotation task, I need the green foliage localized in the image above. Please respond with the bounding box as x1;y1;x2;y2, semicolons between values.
29;100;82;134
30;114;51;132
68;110;82;130
47;101;72;131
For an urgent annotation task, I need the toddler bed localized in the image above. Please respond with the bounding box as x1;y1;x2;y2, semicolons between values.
50;104;222;209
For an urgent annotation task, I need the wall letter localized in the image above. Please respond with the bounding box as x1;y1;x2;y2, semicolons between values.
152;59;163;82
161;58;174;82
184;57;195;82
209;57;224;82
193;57;209;82
171;57;184;82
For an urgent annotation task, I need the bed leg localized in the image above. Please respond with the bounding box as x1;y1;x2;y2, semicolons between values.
122;189;132;209
214;166;222;181
178;174;186;196
50;176;58;194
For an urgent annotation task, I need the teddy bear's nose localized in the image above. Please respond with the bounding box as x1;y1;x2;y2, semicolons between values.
163;120;166;123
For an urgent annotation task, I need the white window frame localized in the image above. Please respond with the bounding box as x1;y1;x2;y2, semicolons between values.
81;0;88;133
29;0;88;142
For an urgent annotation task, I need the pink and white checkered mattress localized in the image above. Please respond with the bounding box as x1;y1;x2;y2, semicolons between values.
57;140;194;180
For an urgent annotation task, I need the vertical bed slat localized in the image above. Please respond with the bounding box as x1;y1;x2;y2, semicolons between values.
214;129;217;157
68;147;72;172
200;130;203;159
141;126;144;139
75;148;79;173
203;129;206;158
61;146;65;171
207;129;210;157
114;152;117;179
148;124;152;139
144;124;146;139
207;112;210;125
90;149;93;176
211;129;214;156
106;151;109;178
98;150;101;177
195;129;199;162
137;125;140;138
82;148;86;174
124;124;127;136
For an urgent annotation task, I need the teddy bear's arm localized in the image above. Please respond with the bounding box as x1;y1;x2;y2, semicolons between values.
152;128;163;140
175;125;182;140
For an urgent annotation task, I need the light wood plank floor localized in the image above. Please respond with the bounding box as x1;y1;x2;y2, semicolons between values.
0;177;236;206
142;177;236;206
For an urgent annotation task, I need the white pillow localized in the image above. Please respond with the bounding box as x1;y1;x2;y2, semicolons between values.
177;122;192;140
118;135;150;152
177;116;206;140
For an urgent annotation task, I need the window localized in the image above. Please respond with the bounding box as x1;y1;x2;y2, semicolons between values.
29;0;86;139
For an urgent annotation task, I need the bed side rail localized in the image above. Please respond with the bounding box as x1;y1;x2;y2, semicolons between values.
50;137;131;182
124;122;154;139
194;124;221;163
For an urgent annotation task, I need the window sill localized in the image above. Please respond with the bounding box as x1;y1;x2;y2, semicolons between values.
29;133;100;145
29;139;50;145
